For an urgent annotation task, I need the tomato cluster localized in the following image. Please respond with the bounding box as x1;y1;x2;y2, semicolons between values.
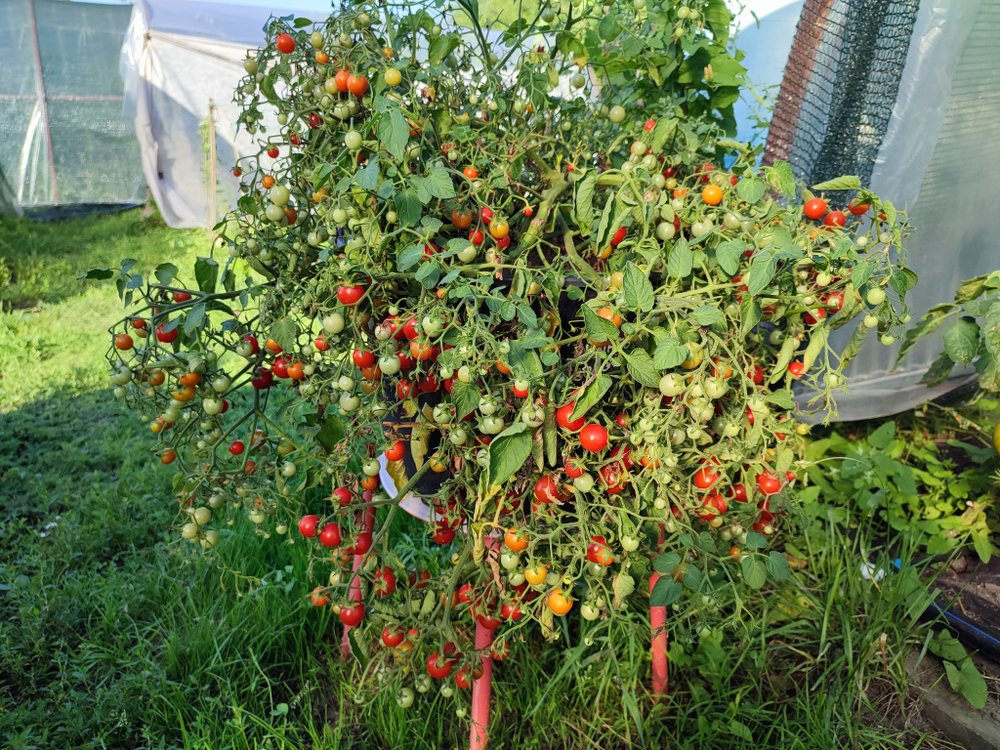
102;0;914;710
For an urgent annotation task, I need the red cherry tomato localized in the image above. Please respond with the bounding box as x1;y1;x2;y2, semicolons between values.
803;198;827;220
756;471;782;496
337;285;366;306
534;475;566;503
339;603;365;627
555;402;585;431
382;625;405;647
693;466;721;490
565;457;585;478
579;423;608;452
298;514;320;538
333;487;352;506
730;483;749;503
229;440;245;455
353;349;375;367
155;322;179;343
610;226;627;247
427;652;454;679
586;536;614;566
275;33;295;54
385;441;406;462
271;356;289;379
251;367;274;389
319;522;342;547
824;211;847;228
788;361;805;379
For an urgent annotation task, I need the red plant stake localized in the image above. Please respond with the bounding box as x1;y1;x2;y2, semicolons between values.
342;505;376;656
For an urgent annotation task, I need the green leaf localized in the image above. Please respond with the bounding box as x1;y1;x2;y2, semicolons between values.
194;257;218;293
649;578;683;607
450;380;480;419
269;318;299;354
650;118;677;152
77;267;115;281
895;305;956;367
653;551;681;575
921;352;956;386
598;13;620;40
765;390;794;409
771;160;795;195
982;303;1000;362
765;551;791;580
582;305;619;344
623;349;661;388
740;298;762;339
355;156;379;191
682;565;703;592
690;305;725;327
623;263;655;312
715;239;745;276
154;263;179;286
741;557;767;589
745;250;776;296
570;374;612;421
395;188;422;225
183;303;205;333
414;261;442;289
852;260;874;289
487;422;532;486
744;531;767;549
867;420;896;449
517;305;538;328
316;415;345;454
377;109;409;161
574;170;597;236
943;316;981;366
397;244;424;272
736;177;765;204
428;34;460;65
882;200;897;227
653;337;688;369
425;167;456;200
943;658;988;710
811;175;861;191
667;237;693;278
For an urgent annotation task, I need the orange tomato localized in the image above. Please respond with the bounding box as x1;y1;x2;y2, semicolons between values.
495;361;512;375
178;372;202;387
547;588;573;615
451;210;472;229
148;370;166;387
265;338;282;354
504;528;528;551
591;307;622;347
701;184;723;205
347;74;368;97
315;51;329;64
672;187;688;199
161;449;177;464
261;174;275;189
334;69;351;92
286;361;304;380
113;333;134;350
360;364;382;381
409;340;437;361
463;167;479;179
171;384;197;402
361;475;380;491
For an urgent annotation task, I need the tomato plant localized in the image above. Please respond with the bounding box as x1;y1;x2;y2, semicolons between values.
95;0;917;715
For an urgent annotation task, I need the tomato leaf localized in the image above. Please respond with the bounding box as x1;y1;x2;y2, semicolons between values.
649;577;683;607
745;249;776;296
315;414;345;454
394;188;422;226
194;257;218;293
183;303;205;333
690;305;724;327
736;177;765;204
650;118;677;152
376;109;409;161
428;33;460;65
765;390;794;409
681;565;703;592
269;318;299;354
765;551;791;580
666;237;692;278
741;557;767;589
612;572;635;609
744;531;767;549
714;239;745;276
354;155;380;191
623;349;661;388
943;316;980;366
487;422;532;486
739;298;762;339
78;267;115;281
653;551;681;575
652;337;687;369
582;305;619;344
415;261;442;290
397;244;424;272
450;380;480;419
811;175;861;191
982;303;1000;362
771;160;795;195
574;169;597;236
425;167;456;200
623;262;655;312
570;374;612;421
154;263;179;286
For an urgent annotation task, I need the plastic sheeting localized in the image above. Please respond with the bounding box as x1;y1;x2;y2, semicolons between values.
825;0;999;420
0;0;145;208
119;0;325;228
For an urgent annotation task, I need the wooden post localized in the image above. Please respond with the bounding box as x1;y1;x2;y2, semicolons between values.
342;506;375;656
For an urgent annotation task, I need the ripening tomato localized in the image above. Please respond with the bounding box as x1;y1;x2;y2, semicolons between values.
750;363;764;385
556;402;586;431
339;603;365;627
334;69;351;92
693;465;721;490
385;441;406;462
451;209;472;229
271;356;289;379
547;588;573;615
310;587;330;607
824;211;847;228
610;226;627;247
275;33;295;54
347;74;368;97
161;449;176;464
697;494;728;520
319;522;342;547
504;528;529;551
804;307;826;325
427;652;454;679
730;483;749;503
382;625;405;647
463;166;479;179
489;219;509;239
756;470;782;495
229;440;245;455
533;476;564;504
579;423;608;452
849;198;870;215
409;340;438;361
787;361;805;379
155;323;178;343
298;514;320;538
337;284;366;306
803;198;827;220
702;184;723;205
114;333;134;350
586;536;613;566
353;349;375;367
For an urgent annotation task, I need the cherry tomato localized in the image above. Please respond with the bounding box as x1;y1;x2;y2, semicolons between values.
547;588;573;615
332;487;352;506
319;522;342;547
610;226;627;246
275;33;295;54
693;465;721;490
849;199;870;215
298;514;320;538
534;475;564;504
385;441;406;462
824;211;847;228
229;440;245;455
803;198;827;220
113;333;133;350
310;587;329;607
565;457;585;478
334;69;351;92
586;536;614;566
427;652;455;679
556;402;585;431
504;528;528;551
579;423;608;452
339;603;365;627
155;322;178;343
382;625;405;647
756;470;782;496
347;74;368;97
353;349;375;367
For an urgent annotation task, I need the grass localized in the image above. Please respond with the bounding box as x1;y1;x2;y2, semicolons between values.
0;209;966;749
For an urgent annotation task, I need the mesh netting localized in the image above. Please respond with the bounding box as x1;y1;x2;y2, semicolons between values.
0;0;145;207
764;0;920;197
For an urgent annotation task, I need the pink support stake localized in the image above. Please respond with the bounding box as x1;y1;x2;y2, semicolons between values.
469;620;494;750
342;506;376;656
650;523;668;699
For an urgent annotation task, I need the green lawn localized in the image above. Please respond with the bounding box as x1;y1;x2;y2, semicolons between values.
0;210;961;749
